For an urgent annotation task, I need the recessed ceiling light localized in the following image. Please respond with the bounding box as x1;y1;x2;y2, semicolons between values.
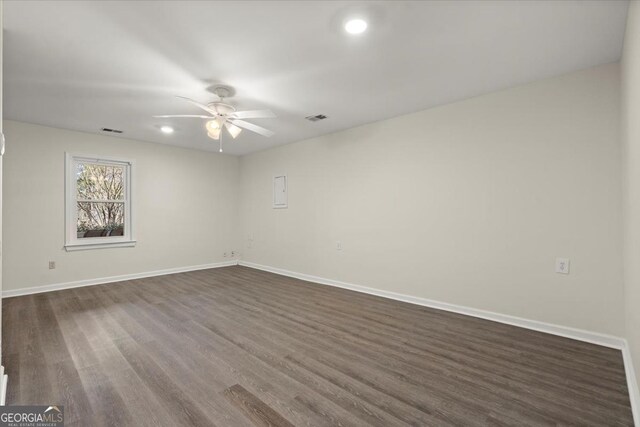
345;18;367;35
160;125;174;134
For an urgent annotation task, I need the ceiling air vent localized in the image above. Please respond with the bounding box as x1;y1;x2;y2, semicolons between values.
100;128;123;134
305;114;328;122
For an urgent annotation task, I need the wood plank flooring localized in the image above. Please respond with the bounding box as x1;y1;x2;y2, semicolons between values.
2;265;634;426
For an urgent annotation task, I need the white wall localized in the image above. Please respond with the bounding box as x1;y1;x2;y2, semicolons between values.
240;63;624;336
622;0;640;405
2;120;240;292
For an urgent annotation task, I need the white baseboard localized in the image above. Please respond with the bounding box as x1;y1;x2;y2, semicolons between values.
622;341;640;426
0;365;7;405
1;373;7;406
2;260;239;298
238;260;638;424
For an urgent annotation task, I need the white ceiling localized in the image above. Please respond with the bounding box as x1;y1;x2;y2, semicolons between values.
4;1;629;156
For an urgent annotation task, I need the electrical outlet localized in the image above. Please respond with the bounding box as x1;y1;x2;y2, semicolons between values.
48;261;56;270
336;241;343;251
231;251;236;257
555;258;570;274
223;252;228;258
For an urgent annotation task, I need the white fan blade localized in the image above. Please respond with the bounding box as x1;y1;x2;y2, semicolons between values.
153;114;213;119
230;119;275;137
231;109;276;119
176;96;218;115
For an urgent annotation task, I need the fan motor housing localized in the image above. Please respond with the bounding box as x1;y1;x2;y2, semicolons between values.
207;102;236;115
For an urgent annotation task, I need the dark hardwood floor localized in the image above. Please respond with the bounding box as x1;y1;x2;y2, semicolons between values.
2;265;634;426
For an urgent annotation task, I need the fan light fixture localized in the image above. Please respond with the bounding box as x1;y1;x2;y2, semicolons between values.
345;18;367;34
206;120;222;140
204;118;242;140
225;122;242;139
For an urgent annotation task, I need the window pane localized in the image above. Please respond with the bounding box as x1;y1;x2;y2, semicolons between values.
76;163;125;201
77;201;125;238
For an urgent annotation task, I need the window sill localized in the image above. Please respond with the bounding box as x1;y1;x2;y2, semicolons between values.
64;240;137;252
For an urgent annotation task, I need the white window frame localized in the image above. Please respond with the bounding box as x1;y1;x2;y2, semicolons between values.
65;153;136;251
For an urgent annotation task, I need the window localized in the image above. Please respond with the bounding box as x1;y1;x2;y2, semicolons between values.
65;154;135;251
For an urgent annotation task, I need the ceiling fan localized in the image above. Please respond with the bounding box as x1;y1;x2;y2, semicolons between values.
155;85;275;152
